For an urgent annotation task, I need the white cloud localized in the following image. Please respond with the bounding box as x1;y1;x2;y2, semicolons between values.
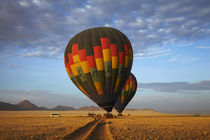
7;64;23;69
0;0;210;59
115;19;125;28
23;51;44;57
14;41;65;58
140;80;210;93
49;48;62;56
168;55;179;62
134;47;170;59
181;57;200;63
165;17;185;22
104;23;113;27
32;0;41;6
129;18;146;28
196;46;210;49
167;55;200;63
19;0;29;7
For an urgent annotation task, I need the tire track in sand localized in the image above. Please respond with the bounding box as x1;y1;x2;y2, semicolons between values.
87;119;113;140
63;119;113;140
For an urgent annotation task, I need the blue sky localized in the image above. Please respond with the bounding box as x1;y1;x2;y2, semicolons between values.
0;0;210;112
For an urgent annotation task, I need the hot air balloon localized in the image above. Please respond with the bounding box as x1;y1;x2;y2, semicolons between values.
114;73;137;114
64;27;133;112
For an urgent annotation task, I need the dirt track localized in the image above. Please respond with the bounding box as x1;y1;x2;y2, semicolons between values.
63;119;113;140
87;120;107;140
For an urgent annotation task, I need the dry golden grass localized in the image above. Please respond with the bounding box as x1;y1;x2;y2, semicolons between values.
0;111;94;140
108;115;210;140
1;110;210;140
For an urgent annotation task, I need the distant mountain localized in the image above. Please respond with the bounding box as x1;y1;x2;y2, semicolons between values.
52;105;75;111
162;110;210;115
16;100;39;110
79;105;102;111
125;108;158;112
0;100;76;111
39;106;48;110
139;108;159;112
0;101;23;110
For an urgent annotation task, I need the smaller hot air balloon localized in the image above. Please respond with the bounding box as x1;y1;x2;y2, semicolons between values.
114;73;137;114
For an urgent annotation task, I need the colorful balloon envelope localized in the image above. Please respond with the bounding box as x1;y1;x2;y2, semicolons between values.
114;73;137;113
64;27;133;112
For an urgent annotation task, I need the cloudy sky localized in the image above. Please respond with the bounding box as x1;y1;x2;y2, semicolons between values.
0;0;210;113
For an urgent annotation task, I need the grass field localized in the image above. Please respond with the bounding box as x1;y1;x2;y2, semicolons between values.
108;115;210;140
0;110;210;140
0;111;94;140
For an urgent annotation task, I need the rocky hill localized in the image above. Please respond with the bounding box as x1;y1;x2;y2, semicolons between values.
52;105;75;111
0;102;23;110
0;100;76;111
79;105;102;111
16;100;39;110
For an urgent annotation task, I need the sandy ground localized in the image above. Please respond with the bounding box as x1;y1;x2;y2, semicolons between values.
0;111;94;140
108;115;210;140
87;120;108;140
0;110;210;140
63;120;98;140
63;119;113;140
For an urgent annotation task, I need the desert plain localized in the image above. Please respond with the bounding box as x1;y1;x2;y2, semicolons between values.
0;110;210;140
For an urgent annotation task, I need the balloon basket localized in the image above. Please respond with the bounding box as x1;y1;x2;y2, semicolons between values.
104;113;113;118
117;113;123;116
